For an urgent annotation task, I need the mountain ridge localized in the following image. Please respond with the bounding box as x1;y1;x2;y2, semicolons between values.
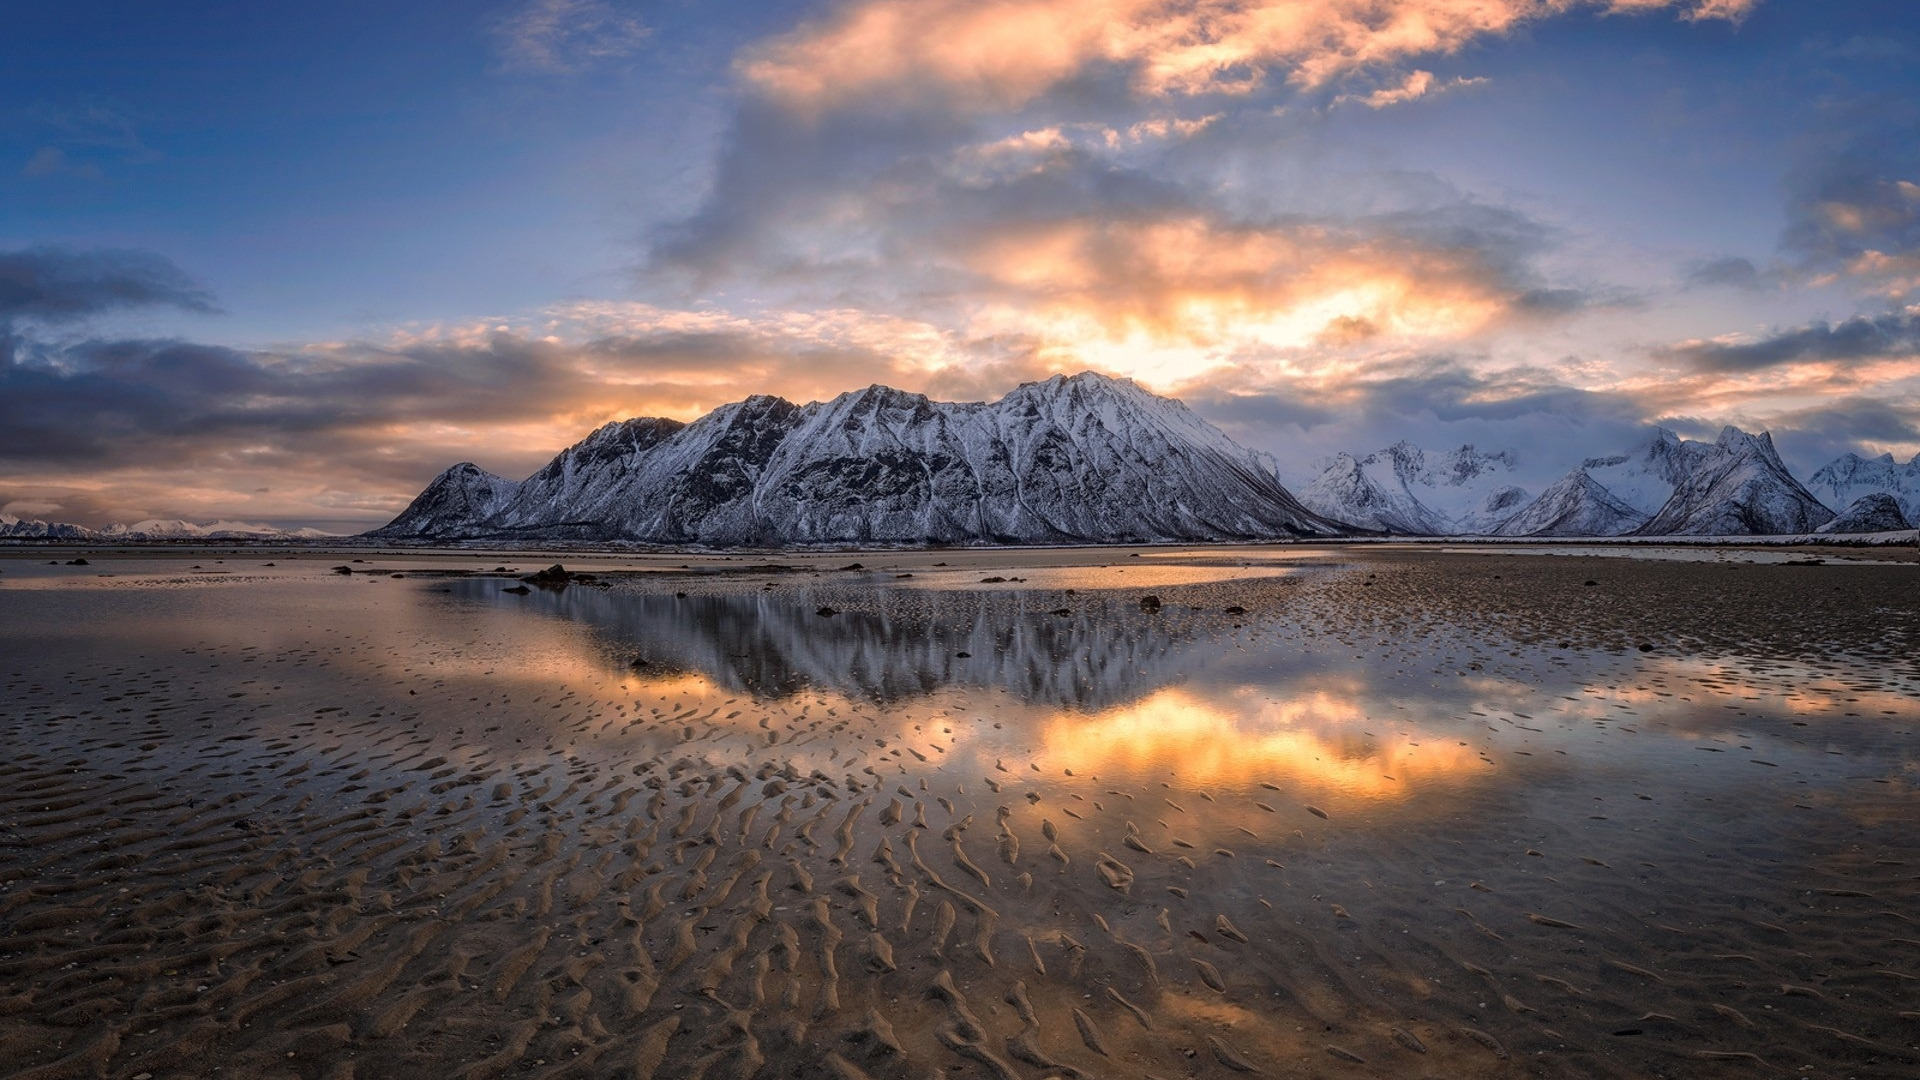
371;372;1346;545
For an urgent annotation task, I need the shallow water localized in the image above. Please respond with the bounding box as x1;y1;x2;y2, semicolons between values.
1;548;1916;1079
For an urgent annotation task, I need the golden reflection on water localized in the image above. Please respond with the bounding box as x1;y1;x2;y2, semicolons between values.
1038;682;1493;799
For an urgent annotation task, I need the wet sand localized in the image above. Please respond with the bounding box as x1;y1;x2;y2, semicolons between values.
0;544;1916;1079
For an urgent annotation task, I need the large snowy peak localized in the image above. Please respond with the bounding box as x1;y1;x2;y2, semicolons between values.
370;372;1345;544
1297;441;1527;535
376;462;522;540
1634;426;1834;536
1580;427;1704;516
1493;469;1649;537
1807;450;1920;525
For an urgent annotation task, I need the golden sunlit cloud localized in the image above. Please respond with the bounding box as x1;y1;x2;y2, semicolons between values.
740;0;1756;115
946;213;1535;382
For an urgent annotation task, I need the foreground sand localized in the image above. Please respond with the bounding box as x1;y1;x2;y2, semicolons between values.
0;545;1916;1079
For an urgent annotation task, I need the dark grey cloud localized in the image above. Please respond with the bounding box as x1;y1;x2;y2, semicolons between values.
1664;312;1920;372
0;322;908;481
1748;397;1920;477
1683;255;1765;291
0;246;217;322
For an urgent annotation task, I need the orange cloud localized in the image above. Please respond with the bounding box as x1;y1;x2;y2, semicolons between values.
739;0;1756;114
946;212;1547;383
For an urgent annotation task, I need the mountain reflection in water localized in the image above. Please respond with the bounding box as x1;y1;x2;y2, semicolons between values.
447;576;1259;709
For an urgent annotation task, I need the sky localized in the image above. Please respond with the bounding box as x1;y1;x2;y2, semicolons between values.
3;0;1919;531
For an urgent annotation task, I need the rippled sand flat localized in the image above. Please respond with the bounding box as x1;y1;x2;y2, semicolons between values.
0;545;1916;1080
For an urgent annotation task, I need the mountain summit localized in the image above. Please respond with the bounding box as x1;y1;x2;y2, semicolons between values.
371;373;1345;545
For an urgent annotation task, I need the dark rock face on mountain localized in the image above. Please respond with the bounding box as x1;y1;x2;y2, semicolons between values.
1634;427;1834;536
370;373;1344;545
1817;493;1912;534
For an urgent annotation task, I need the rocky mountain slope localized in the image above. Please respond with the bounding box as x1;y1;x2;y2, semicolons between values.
372;373;1346;545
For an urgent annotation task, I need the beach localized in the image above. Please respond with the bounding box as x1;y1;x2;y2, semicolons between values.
1;544;1916;1079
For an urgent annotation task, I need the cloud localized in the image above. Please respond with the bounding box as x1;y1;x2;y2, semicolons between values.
493;0;650;73
1683;255;1766;290
0;247;218;323
738;0;1756;115
1778;90;1920;298
1663;312;1920;372
1334;69;1489;109
649;95;1592;390
0;300;970;527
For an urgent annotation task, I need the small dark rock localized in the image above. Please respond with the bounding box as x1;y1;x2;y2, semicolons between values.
332;565;353;574
980;576;1007;583
1637;643;1653;652
1583;579;1598;587
631;656;650;668
1050;608;1072;617
1224;605;1246;615
66;558;89;565
524;564;571;586
839;562;864;571
955;651;971;658
815;606;838;617
502;584;531;595
1139;595;1162;611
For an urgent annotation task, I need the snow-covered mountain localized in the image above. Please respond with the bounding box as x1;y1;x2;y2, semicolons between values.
1297;442;1527;535
1493;469;1649;537
1634;426;1834;535
1807;451;1920;526
1816;493;1912;534
97;519;337;540
372;372;1346;545
1486;426;1834;537
1579;428;1705;518
0;513;333;541
0;513;93;539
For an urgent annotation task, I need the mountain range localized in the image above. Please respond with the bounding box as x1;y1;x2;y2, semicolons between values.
9;374;1913;545
0;515;334;541
1297;442;1529;535
1303;425;1904;537
372;373;1343;544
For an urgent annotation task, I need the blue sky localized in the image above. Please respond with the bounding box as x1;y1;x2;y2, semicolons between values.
3;0;1918;529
